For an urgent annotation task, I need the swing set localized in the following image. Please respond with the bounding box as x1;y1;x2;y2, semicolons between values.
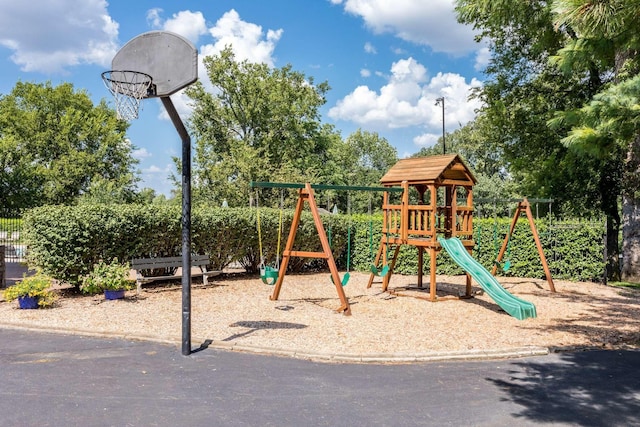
251;181;404;315
255;190;283;285
489;198;556;292
368;198;391;278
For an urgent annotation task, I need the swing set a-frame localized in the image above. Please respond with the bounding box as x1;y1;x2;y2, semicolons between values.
490;198;556;292
251;181;404;315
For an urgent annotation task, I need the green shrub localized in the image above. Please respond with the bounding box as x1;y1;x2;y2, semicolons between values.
23;204;181;287
3;273;57;307
80;258;134;294
22;204;351;286
22;204;605;285
350;216;605;282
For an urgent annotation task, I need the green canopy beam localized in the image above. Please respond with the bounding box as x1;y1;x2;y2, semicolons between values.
250;181;404;193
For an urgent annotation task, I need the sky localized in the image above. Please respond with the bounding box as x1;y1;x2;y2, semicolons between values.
0;0;487;196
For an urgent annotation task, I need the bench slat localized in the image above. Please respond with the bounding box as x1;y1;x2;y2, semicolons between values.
131;255;219;293
132;255;210;270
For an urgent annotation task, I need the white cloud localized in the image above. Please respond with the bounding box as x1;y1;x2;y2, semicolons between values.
156;89;193;122
474;46;491;71
132;147;152;160
0;0;118;73
140;163;175;196
360;69;371;78
413;133;440;147
334;0;477;55
147;9;208;44
364;42;377;54
392;47;407;55
148;9;282;122
146;8;163;28
202;9;282;67
329;57;482;139
144;164;172;174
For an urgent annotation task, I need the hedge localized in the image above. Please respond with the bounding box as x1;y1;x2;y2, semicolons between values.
349;216;605;282
22;204;605;286
22;204;348;286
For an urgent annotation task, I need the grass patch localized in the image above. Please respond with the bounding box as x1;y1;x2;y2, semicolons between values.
609;281;640;290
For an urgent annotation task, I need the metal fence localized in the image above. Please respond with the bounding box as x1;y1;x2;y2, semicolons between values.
0;209;24;262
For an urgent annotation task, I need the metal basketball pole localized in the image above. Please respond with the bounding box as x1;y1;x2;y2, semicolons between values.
161;97;192;356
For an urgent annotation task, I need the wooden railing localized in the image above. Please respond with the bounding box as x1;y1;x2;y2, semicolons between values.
383;204;473;241
383;204;404;235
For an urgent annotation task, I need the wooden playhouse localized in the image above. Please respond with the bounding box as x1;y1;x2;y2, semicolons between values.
367;154;477;300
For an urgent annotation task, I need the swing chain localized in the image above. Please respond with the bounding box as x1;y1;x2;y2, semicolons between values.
255;190;267;276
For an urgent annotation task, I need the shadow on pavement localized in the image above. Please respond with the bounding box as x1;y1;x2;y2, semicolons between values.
486;349;640;426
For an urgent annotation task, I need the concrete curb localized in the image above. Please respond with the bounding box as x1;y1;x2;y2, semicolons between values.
0;321;549;364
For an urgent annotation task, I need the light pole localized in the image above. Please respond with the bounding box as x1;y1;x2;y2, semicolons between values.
435;97;445;154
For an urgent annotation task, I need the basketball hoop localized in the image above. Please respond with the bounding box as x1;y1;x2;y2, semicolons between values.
101;70;154;121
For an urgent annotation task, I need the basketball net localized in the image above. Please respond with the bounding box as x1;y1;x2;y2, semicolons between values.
101;70;153;121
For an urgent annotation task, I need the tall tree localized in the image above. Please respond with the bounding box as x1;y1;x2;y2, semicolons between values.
319;128;398;213
413;116;518;207
550;0;640;281
185;47;331;207
455;0;623;278
0;81;137;209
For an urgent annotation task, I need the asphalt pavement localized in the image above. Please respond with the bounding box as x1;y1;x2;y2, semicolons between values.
1;328;639;426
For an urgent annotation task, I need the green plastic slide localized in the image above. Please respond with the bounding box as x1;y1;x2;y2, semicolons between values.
438;237;537;320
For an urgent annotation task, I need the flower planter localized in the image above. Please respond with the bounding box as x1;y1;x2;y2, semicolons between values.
18;295;39;309
104;289;126;300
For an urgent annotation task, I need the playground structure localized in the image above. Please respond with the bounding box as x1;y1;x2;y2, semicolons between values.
491;198;556;292
367;154;477;300
365;154;555;320
252;155;555;320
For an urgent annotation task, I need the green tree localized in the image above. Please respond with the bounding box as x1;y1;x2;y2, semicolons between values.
77;174;143;205
549;0;640;281
0;81;138;209
455;0;622;278
185;47;331;208
319;128;398;213
413;117;518;209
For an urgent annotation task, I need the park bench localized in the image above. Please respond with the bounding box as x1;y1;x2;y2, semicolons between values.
131;255;221;293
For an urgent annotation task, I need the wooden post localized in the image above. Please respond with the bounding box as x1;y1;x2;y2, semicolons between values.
451;185;458;238
381;244;401;292
429;247;437;301
429;184;437;244
417;247;424;288
467;187;474;238
401;181;409;242
366;242;383;289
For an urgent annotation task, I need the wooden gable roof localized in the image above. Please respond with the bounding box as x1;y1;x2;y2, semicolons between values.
380;154;477;187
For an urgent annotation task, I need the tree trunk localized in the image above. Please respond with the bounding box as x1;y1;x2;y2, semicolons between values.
622;194;640;282
605;213;621;281
600;155;622;281
621;136;640;282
